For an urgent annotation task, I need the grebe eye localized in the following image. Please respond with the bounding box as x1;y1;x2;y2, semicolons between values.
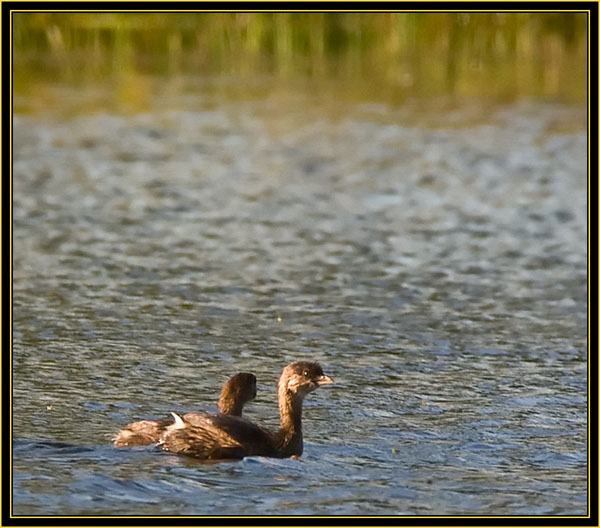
303;370;309;377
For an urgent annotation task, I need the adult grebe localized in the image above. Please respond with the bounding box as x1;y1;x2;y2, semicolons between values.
159;361;333;459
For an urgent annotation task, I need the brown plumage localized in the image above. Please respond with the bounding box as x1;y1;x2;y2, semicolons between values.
159;361;333;460
112;372;257;447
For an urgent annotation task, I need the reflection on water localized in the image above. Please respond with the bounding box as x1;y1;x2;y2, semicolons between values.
12;88;587;515
13;12;587;108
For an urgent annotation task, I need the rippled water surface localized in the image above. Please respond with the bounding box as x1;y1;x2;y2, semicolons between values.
12;90;587;516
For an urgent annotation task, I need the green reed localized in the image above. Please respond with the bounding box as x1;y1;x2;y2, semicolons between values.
13;12;587;104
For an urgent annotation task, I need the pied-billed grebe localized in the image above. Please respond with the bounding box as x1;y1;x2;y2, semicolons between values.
113;372;257;447
158;361;333;460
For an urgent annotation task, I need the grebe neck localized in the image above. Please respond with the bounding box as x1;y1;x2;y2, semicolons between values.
218;395;243;416
275;380;304;454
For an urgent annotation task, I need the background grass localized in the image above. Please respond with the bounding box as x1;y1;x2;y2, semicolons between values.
13;12;588;107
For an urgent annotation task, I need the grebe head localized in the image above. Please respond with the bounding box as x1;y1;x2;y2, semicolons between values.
223;372;257;402
279;361;334;398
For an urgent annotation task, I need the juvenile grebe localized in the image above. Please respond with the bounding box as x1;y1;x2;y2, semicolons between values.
159;361;333;460
113;372;257;447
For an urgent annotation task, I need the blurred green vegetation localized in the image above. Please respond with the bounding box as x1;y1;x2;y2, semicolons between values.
12;12;587;110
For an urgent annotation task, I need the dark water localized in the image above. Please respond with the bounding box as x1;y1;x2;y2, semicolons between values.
12;91;587;515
